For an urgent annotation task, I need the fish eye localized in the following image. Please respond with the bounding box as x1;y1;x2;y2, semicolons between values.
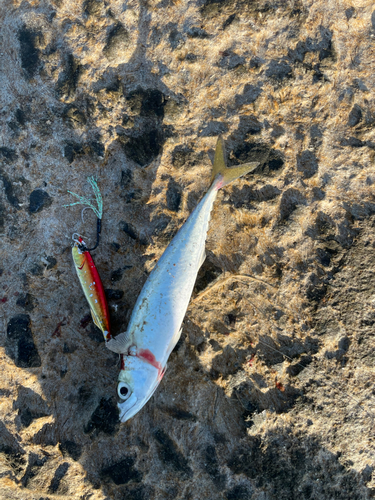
118;382;131;400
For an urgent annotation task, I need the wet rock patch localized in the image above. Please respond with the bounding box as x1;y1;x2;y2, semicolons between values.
101;456;142;485
348;104;363;127
166;178;182;212
48;462;70;494
153;429;192;478
234;84;262;108
119;128;165;167
13;386;49;428
296;150;319;178
171;145;199;168
83;0;103;16
0;147;18;163
18;27;41;79
278;188;306;221
162;406;197;421
199;120;229;137
64;142;84;163
84;398;119;435
232;142;284;176
0;170;21;208
29;189;52;213
16;293;38;312
6;315;41;368
59;440;82;461
105;289;124;300
265;59;293;81
56;53;82;99
126;88;167;119
201;444;226;488
21;452;48;488
228;184;281;209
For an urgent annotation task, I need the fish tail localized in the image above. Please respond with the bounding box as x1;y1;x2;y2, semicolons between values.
211;136;259;189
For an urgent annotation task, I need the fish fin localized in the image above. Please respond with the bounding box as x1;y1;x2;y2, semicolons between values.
211;136;259;188
106;331;131;354
199;249;206;269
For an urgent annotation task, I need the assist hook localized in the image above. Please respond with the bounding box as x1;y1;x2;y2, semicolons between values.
65;176;103;251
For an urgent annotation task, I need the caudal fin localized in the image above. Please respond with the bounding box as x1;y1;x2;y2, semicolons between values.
211;136;259;188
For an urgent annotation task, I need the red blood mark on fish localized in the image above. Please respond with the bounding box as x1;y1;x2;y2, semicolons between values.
248;355;255;366
121;354;125;370
0;297;7;303
136;348;164;378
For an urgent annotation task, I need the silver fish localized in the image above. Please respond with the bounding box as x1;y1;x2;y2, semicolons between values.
107;136;258;422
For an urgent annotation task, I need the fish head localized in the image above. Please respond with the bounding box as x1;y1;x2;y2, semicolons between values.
117;356;164;422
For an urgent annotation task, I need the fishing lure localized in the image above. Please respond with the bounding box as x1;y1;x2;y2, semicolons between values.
72;235;111;341
106;136;259;422
65;177;111;342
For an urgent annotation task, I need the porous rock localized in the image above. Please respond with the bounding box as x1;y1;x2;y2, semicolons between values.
0;1;375;499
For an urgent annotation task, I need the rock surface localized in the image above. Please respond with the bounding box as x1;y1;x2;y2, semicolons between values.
1;0;375;499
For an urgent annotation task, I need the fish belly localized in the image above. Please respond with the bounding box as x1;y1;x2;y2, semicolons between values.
129;184;218;365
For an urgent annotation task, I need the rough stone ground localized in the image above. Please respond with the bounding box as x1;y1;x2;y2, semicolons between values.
0;0;375;498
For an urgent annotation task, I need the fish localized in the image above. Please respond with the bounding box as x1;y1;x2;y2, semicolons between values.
106;136;259;422
72;236;111;342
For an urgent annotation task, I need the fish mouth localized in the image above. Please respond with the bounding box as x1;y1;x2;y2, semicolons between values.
117;366;166;422
118;393;138;422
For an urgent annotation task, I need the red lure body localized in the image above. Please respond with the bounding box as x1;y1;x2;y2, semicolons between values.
72;237;111;341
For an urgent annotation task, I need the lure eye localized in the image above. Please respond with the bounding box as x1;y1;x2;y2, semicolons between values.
118;382;131;401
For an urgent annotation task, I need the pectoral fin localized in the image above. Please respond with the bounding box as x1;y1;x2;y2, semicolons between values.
106;331;132;354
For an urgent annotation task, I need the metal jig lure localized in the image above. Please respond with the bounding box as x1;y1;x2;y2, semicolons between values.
65;177;111;341
71;234;111;341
